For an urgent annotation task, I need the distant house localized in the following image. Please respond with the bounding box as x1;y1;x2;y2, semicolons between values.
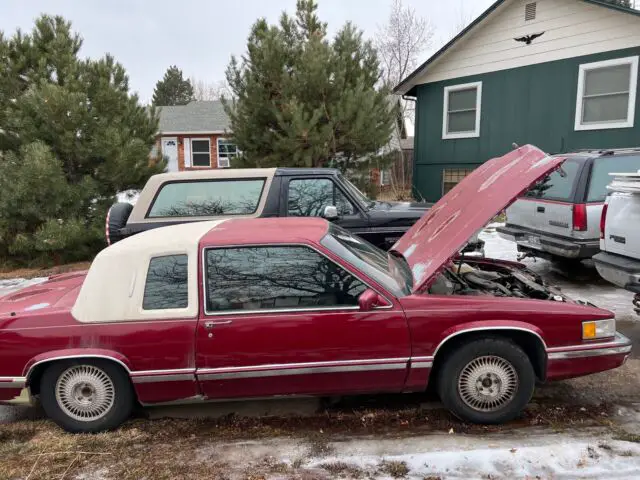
156;101;238;172
394;0;640;202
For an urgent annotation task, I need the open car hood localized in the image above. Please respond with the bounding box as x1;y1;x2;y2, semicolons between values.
391;145;566;293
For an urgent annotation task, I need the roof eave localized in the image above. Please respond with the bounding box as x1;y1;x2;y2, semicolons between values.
393;0;640;95
158;130;229;136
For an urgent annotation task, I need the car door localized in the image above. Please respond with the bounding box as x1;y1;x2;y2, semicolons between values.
195;243;411;399
282;176;367;231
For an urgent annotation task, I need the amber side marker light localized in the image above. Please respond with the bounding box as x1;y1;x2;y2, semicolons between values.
582;319;616;340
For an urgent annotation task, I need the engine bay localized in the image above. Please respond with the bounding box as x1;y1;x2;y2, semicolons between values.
429;259;566;301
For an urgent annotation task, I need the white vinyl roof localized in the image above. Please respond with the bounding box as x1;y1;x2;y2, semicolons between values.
72;221;226;323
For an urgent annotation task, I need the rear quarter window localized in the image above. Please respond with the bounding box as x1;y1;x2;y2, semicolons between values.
524;158;581;202
143;255;188;310
587;155;640;202
147;179;266;218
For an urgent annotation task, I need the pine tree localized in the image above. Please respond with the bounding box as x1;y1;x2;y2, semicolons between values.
152;66;194;106
0;15;164;264
223;0;394;173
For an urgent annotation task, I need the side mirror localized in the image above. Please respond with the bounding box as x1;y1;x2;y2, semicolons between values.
323;205;339;220
358;289;381;311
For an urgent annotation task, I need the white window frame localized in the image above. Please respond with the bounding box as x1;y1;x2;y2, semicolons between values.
574;56;638;131
442;81;482;140
190;138;211;168
216;138;239;168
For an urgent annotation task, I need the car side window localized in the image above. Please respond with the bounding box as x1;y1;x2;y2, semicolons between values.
143;255;188;310
205;246;367;313
287;178;356;217
147;179;265;218
587;155;640;202
524;158;581;202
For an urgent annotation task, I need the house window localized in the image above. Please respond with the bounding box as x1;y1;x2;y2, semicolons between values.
217;138;239;168
574;56;638;131
442;168;474;195
442;82;482;139
191;139;211;167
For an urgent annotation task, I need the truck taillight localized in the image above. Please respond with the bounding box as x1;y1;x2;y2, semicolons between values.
573;203;587;231
600;203;608;239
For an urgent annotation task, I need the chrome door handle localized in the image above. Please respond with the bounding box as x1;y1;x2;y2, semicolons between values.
204;320;233;329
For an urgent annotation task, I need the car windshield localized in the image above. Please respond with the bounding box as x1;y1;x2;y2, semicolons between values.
339;175;374;209
320;224;412;297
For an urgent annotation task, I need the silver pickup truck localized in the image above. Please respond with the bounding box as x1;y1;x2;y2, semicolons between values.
594;170;640;314
498;149;640;261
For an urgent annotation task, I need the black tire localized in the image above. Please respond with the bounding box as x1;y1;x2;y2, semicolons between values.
39;360;134;433
106;202;133;245
437;338;535;424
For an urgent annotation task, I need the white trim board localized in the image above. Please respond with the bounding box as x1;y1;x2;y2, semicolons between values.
574;55;638;131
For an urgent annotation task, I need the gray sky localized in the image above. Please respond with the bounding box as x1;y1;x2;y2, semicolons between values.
0;0;494;104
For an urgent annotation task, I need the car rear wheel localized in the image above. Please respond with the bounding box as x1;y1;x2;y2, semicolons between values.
39;360;134;433
106;202;133;245
437;338;535;424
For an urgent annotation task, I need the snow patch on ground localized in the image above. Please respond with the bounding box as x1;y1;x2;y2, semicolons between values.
198;430;640;479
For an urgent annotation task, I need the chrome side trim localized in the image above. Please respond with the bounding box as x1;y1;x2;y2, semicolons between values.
547;332;632;360
411;362;433;369
197;357;409;374
132;374;195;384
546;333;631;353
410;356;434;362
432;327;548;357
198;363;407;380
547;345;632;360
196;357;410;380
130;368;195;376
0;377;26;389
201;243;395;316
24;355;132;382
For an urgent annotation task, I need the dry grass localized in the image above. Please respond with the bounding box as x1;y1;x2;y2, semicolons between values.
378;460;410;478
0;402;613;479
0;261;91;280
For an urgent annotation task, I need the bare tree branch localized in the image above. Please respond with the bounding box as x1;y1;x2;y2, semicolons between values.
190;77;232;101
374;0;434;192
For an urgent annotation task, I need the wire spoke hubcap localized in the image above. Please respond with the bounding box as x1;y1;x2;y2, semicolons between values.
458;356;518;412
55;365;115;422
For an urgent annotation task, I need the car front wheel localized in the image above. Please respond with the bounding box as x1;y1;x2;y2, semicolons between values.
39;360;134;433
437;338;535;424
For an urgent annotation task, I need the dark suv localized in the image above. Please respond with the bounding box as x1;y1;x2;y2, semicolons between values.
107;167;485;252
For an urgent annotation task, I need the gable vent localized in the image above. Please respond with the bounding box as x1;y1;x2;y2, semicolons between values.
525;2;537;21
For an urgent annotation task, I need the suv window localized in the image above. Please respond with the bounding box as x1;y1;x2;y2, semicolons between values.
148;179;265;218
287;178;356;217
143;255;188;310
205;246;367;313
587;155;640;202
525;158;581;202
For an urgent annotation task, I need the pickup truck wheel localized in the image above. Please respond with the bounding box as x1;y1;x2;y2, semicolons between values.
39;360;134;433
106;202;133;245
437;338;535;424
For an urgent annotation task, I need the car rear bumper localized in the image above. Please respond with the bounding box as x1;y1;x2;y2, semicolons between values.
546;332;632;381
497;225;599;259
593;252;640;293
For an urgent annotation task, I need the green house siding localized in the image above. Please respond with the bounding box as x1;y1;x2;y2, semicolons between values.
414;46;640;202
